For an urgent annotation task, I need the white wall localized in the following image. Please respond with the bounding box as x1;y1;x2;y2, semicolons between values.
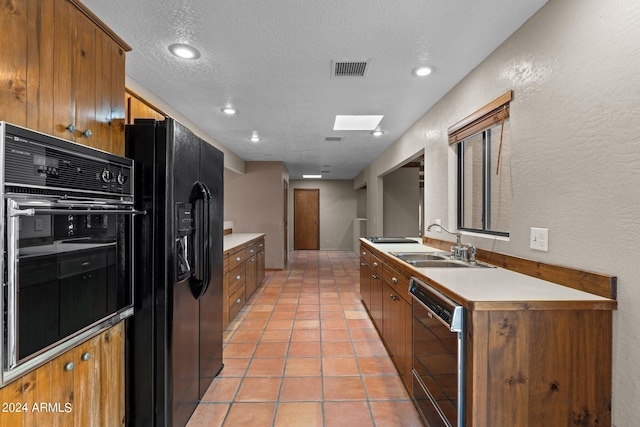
354;0;640;424
289;180;357;250
224;161;288;269
383;167;420;237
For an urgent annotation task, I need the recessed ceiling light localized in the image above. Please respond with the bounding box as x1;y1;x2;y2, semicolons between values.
168;43;201;60
303;175;322;179
372;130;384;137
222;107;236;115
249;131;260;143
334;115;383;131
413;66;434;77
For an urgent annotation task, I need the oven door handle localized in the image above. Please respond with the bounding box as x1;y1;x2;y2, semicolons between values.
10;208;146;216
6;200;21;369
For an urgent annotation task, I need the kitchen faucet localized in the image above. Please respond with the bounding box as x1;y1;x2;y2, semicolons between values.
426;223;476;262
426;223;462;247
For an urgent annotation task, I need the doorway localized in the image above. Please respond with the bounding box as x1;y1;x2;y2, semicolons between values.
294;189;319;250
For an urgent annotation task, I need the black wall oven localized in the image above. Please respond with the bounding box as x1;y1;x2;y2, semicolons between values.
409;276;465;427
0;122;140;386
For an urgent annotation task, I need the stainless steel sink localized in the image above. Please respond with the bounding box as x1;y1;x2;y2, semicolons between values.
390;251;494;268
389;252;450;262
410;260;493;268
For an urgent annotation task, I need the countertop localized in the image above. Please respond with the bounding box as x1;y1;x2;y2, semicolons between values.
224;233;265;252
360;238;615;309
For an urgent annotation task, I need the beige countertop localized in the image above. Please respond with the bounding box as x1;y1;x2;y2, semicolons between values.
224;233;264;252
360;238;614;307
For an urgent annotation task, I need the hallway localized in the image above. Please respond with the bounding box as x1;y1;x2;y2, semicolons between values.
186;250;423;426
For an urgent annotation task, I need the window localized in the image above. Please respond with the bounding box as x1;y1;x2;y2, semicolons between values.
448;91;511;237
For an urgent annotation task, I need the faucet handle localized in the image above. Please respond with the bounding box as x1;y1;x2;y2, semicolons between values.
467;244;477;263
459;246;469;262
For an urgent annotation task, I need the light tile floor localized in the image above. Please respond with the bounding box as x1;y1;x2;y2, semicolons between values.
187;250;423;427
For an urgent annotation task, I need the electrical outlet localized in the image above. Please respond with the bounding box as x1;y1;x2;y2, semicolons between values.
530;227;548;251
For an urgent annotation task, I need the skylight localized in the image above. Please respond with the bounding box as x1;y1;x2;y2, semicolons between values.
333;115;383;131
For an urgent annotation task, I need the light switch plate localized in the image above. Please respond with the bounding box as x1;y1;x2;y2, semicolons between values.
530;227;548;251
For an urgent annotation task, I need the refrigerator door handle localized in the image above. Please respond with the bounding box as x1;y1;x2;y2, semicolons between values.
189;181;212;299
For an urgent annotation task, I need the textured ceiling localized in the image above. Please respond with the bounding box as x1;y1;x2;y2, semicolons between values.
83;0;548;179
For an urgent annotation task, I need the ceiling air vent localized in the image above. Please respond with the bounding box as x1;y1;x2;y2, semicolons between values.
331;60;371;78
325;136;343;142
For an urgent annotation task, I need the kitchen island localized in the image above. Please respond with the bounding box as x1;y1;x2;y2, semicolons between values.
360;237;616;427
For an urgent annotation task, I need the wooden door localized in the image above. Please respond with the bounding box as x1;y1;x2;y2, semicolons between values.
283;180;289;265
294;189;319;250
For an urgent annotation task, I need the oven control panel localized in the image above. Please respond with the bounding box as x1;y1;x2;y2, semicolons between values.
1;122;133;196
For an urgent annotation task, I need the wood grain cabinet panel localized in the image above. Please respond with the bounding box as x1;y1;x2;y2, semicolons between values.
0;323;125;427
223;236;266;328
369;255;383;331
125;91;165;124
358;239;614;426
0;0;129;155
359;244;372;312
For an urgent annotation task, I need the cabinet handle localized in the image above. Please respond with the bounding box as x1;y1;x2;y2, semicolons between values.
372;262;378;267
236;298;241;304
236;257;241;262
236;275;241;280
66;124;77;133
390;295;399;301
392;277;398;284
372;274;378;279
64;362;74;371
361;262;366;266
82;129;92;138
362;251;366;256
81;352;91;361
259;243;264;247
250;258;255;262
250;249;254;253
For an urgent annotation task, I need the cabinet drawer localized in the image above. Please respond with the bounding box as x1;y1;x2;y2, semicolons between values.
245;242;258;259
228;264;246;295
383;264;411;303
229;285;245;320
360;244;371;265
256;238;265;251
370;254;382;274
228;247;246;270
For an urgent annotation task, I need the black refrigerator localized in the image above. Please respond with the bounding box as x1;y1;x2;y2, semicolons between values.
125;118;224;427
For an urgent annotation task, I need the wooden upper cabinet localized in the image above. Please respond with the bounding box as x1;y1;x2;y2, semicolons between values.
0;0;130;155
125;90;166;124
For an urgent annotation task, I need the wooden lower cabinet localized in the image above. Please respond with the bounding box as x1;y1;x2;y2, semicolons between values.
0;322;125;427
358;241;615;426
369;255;383;329
223;236;266;328
381;264;413;390
359;244;372;311
467;308;612;426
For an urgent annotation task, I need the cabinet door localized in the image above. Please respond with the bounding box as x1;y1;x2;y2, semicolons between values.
100;322;125;427
73;336;101;426
49;347;75;427
359;245;371;310
246;255;258;297
382;282;413;389
125;93;165;124
257;249;266;285
370;256;383;329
